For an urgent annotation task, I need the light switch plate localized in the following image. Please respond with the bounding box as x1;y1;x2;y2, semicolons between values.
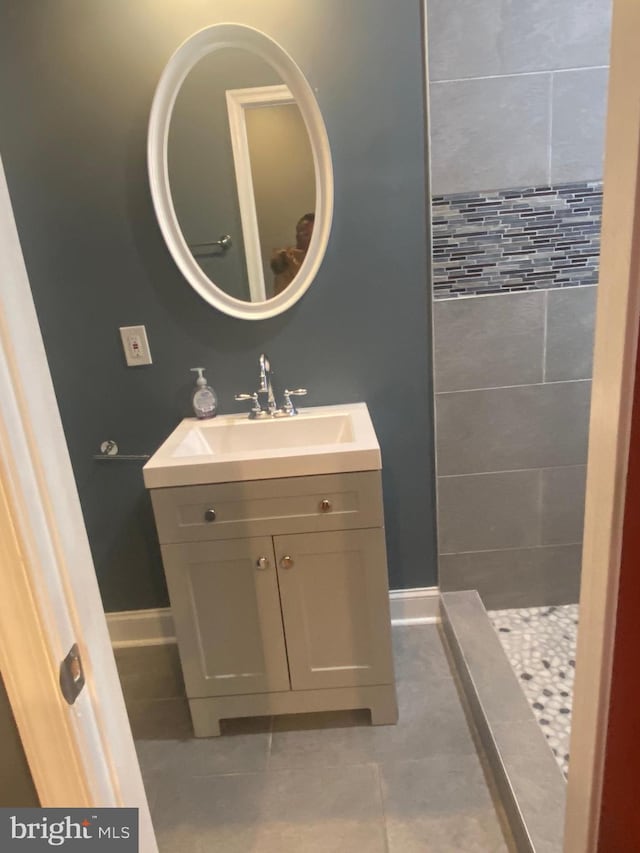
119;325;152;367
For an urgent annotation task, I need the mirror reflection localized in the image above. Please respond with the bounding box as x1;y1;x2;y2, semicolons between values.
168;48;316;303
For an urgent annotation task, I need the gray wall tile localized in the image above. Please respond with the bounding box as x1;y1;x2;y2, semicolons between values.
436;381;591;475
430;75;550;195
428;0;612;81
551;68;609;183
439;544;582;608
541;466;587;545
546;286;598;381
434;292;545;392
438;470;541;553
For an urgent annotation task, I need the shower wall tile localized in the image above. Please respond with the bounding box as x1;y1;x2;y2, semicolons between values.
432;182;602;299
438;470;540;554
439;545;583;609
436;381;591;475
545;286;598;381
540;466;587;545
433;292;545;392
430;75;550;196
427;0;612;82
551;68;610;184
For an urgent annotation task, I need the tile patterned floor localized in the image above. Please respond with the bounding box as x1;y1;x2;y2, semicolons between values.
128;625;515;853
488;605;579;777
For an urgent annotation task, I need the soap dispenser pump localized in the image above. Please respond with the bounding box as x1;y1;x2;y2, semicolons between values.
190;367;218;419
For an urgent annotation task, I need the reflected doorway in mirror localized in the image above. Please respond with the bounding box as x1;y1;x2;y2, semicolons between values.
227;84;315;301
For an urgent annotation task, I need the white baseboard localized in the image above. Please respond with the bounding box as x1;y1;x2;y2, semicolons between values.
107;607;175;649
107;587;440;649
388;587;440;625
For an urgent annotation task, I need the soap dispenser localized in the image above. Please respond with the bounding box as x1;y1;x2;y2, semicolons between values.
190;367;218;419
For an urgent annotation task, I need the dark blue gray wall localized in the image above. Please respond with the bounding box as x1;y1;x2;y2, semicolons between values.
0;0;436;610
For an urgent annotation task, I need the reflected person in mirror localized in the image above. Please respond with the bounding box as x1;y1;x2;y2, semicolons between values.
270;213;314;296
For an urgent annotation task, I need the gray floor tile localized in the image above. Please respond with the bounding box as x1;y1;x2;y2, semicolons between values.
136;727;271;778
391;623;453;683
268;626;475;770
268;710;377;771
369;675;477;761
126;697;193;740
151;765;387;853
115;643;185;702
381;754;509;852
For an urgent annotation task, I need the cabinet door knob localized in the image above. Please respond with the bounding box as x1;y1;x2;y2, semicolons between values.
204;508;216;522
256;556;270;570
320;499;332;513
280;555;295;570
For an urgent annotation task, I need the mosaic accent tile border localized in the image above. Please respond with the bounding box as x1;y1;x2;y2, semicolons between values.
488;604;579;778
432;181;602;298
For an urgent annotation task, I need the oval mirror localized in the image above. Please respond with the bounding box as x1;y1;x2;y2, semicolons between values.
148;24;333;320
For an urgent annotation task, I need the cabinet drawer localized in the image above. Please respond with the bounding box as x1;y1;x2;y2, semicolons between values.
151;471;383;543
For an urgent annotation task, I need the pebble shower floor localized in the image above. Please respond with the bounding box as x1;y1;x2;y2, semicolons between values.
488;604;579;778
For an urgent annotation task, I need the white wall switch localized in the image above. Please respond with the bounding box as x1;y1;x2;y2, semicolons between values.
119;325;152;367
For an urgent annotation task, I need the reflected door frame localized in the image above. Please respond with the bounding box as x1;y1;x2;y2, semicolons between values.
226;83;295;302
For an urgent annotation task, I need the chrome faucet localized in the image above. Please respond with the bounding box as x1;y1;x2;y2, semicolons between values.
234;353;308;418
258;353;277;415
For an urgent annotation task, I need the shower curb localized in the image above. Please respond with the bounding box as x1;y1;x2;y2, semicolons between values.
440;590;566;853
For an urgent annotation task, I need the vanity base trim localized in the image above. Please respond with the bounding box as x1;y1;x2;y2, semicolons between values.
188;683;398;737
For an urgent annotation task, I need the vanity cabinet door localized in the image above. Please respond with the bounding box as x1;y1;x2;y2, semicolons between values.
274;529;395;691
160;537;290;698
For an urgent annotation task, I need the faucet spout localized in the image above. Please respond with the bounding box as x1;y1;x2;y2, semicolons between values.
258;353;277;414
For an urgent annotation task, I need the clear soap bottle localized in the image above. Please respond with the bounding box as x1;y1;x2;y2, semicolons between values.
190;367;218;419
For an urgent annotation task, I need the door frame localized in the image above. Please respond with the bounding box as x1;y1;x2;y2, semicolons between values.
0;155;157;851
563;0;640;849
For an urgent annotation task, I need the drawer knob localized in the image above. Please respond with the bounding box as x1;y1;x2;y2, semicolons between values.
256;556;270;570
204;508;216;522
280;555;294;570
320;499;332;513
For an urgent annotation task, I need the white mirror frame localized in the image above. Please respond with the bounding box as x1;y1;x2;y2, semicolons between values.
148;24;333;321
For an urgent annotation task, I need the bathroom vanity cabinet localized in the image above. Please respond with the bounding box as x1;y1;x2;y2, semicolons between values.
150;470;398;736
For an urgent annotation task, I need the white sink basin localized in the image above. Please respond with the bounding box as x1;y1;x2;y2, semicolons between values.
143;402;381;488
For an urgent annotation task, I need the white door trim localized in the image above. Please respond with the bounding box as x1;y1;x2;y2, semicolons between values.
564;1;640;850
0;155;157;851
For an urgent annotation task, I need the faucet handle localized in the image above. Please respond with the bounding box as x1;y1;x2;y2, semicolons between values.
234;392;262;418
282;388;308;415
